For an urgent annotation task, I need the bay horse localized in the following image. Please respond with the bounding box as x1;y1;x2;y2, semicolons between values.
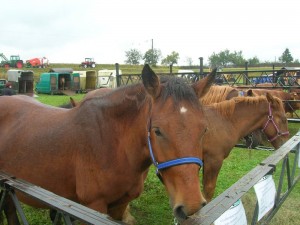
202;93;289;202
0;64;216;224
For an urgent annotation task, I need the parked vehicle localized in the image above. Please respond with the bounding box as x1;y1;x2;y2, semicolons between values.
0;53;23;69
7;70;34;95
80;58;96;68
73;70;97;92
35;68;80;95
97;69;121;88
0;79;8;95
26;57;49;68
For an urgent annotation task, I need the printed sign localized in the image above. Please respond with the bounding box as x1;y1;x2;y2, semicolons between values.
214;199;247;225
254;175;276;221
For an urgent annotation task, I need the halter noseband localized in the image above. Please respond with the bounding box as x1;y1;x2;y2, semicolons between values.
147;130;203;182
261;103;289;142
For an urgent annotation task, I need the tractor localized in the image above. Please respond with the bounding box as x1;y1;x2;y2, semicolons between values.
80;58;96;68
0;53;24;69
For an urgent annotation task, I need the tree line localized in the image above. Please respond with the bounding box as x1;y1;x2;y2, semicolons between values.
124;47;299;67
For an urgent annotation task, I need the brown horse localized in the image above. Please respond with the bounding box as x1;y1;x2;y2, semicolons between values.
0;64;216;224
202;93;289;201
200;85;263;148
246;88;300;118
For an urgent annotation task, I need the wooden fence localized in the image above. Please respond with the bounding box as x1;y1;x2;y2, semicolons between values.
183;129;300;225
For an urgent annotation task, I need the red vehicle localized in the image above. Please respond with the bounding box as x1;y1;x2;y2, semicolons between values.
26;57;49;68
80;58;96;68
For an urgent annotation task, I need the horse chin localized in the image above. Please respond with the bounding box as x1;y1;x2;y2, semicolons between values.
173;200;207;223
173;205;188;223
272;138;288;150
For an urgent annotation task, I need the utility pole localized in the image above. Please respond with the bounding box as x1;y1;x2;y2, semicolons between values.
151;39;154;65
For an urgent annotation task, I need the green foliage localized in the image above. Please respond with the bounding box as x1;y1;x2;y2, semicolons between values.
143;49;161;66
161;51;180;65
279;48;294;64
248;56;260;65
208;49;262;68
124;49;143;65
208;49;231;68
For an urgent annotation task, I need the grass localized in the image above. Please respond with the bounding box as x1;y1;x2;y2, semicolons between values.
1;91;300;225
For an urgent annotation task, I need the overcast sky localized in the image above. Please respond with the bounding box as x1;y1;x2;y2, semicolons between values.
1;0;299;66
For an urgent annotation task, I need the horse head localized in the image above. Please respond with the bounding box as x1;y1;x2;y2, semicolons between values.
142;65;216;222
261;93;289;149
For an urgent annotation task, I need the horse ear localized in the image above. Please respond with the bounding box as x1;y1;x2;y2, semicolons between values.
247;89;254;96
69;97;77;107
142;64;161;98
192;68;217;98
266;92;275;103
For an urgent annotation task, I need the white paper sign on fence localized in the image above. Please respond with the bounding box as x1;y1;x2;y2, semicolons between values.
254;175;276;222
214;199;247;225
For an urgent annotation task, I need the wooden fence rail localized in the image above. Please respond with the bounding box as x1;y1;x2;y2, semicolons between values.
0;173;123;225
183;130;300;225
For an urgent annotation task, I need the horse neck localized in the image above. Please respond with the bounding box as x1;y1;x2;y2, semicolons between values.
76;84;153;172
227;99;270;139
210;99;269;140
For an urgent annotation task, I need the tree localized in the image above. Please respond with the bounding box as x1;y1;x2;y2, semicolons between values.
124;49;142;65
143;48;161;66
229;51;245;66
248;56;260;66
208;49;231;68
185;57;193;66
279;48;293;63
208;49;247;67
161;51;179;65
247;56;260;66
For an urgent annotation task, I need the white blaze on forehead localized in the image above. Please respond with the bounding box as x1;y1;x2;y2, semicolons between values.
180;106;188;114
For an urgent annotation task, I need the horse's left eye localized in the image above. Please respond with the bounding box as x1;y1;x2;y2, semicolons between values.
154;128;162;137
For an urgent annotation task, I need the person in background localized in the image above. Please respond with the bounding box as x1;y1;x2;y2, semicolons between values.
2;82;16;96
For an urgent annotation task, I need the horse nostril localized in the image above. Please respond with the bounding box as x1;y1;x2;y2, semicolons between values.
201;201;207;207
174;205;187;222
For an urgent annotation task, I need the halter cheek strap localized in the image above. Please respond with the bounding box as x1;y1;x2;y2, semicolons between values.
261;103;289;142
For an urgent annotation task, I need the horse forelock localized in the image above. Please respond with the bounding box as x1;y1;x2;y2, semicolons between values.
159;76;200;108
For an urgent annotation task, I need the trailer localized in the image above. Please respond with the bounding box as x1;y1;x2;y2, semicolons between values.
73;70;97;92
97;69;121;88
0;79;8;95
7;70;34;95
35;68;80;95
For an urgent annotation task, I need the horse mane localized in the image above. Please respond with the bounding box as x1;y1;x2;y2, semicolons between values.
209;95;283;118
159;76;200;108
201;85;236;105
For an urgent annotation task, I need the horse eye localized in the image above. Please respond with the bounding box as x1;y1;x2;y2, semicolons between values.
154;128;162;137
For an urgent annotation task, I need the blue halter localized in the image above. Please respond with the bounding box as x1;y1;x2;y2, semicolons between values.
147;131;204;182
